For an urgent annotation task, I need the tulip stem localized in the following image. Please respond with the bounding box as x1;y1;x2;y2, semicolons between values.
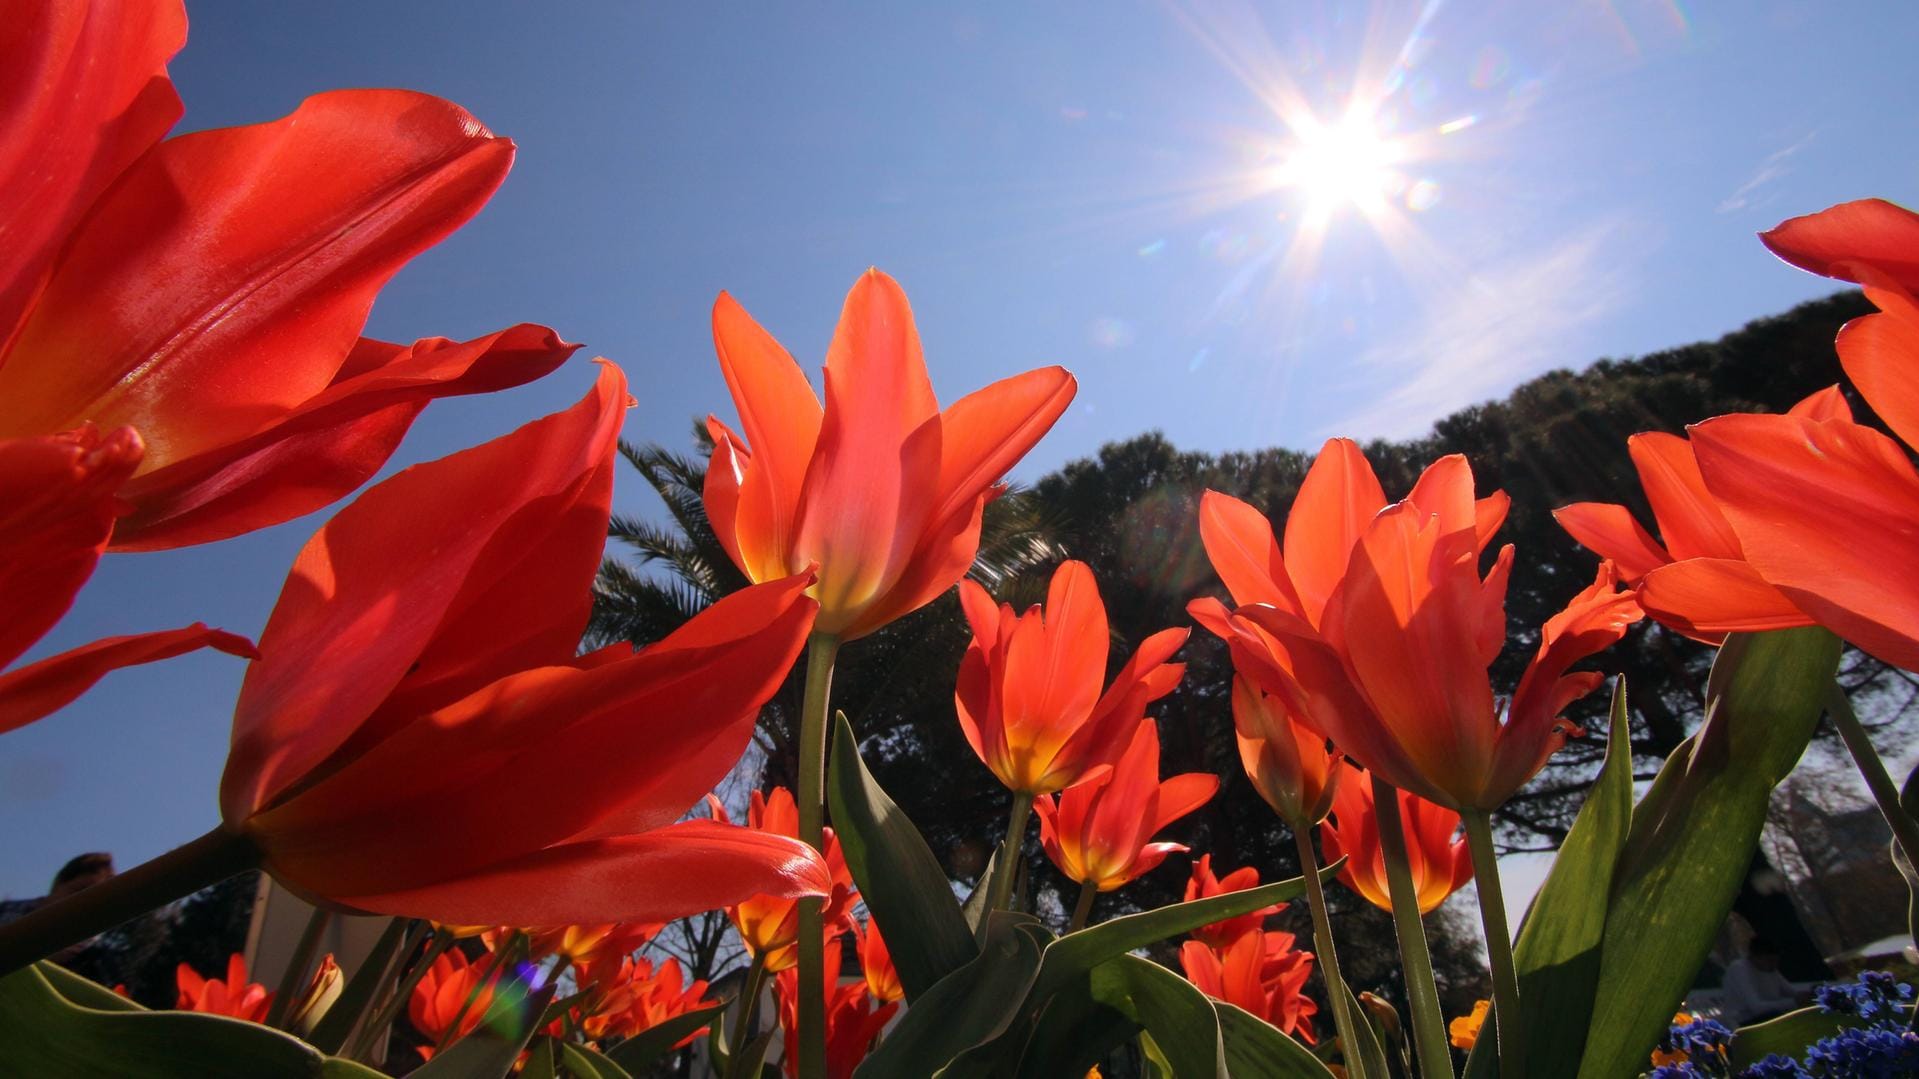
724;955;769;1079
1370;774;1454;1079
794;632;840;1079
1827;681;1919;877
266;905;332;1030
1294;825;1366;1077
1068;881;1098;933
979;791;1035;938
1463;810;1524;1079
351;926;451;1059
0;827;257;978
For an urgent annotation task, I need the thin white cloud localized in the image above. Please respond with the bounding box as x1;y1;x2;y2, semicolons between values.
1718;133;1815;214
1324;220;1628;441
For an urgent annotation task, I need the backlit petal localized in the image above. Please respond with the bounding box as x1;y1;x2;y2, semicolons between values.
1691;411;1919;670
1283;438;1386;627
1552;502;1672;582
1635;556;1812;643
0;623;254;735
1627;432;1742;562
1198;489;1299;610
1759;198;1919;295
930;366;1075;526
711;292;823;579
1834;283;1919;450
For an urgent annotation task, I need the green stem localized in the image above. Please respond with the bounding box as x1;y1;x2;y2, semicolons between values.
1370;773;1454;1079
353;927;452;1058
266;905;333;1030
978;791;1036;938
1067;881;1098;933
0;827;256;977
1295;825;1366;1077
1463;810;1524;1079
723;955;769;1079
1827;681;1919;871
795;632;840;1079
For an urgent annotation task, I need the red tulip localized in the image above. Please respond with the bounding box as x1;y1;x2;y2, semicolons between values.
175;953;270;1023
409;949;499;1058
1179;930;1318;1042
1646;198;1919;671
1553;388;1847;642
220;366;830;927
1190;447;1640;810
957;560;1189;794
1184;855;1286;952
854;917;904;1005
702;270;1076;640
0;426;255;734
1231;675;1341;830
717;787;857;972
0;2;576;551
576;956;717;1044
1320;764;1472;915
775;940;899;1079
1033;720;1218;893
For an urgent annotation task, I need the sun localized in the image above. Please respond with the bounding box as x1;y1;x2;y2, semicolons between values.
1269;108;1402;218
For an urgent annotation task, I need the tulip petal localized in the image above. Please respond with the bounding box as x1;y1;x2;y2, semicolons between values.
930;365;1076;526
0;426;143;669
0;0;184;341
0;90;514;469
332;820;830;928
1283;438;1386;626
1690;412;1919;670
710;293;823;581
1153;773;1221;831
792;271;942;631
1000;561;1108;762
1627;432;1743;562
1553;502;1671;581
0;623;255;734
1835;284;1919;451
1635;557;1813;642
835;483;985;641
251;573;816;895
110;325;577;549
1198;490;1300;610
223;366;627;821
1759;198;1919;295
1787;384;1852;423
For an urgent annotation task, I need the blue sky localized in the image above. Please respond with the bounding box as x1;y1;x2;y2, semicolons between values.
5;0;1917;898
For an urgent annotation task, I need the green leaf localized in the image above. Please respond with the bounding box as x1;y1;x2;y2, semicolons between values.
558;1041;635;1079
1006;976;1138;1079
604;1003;723;1070
1216;1002;1340;1078
1334;985;1392;1079
38;957;144;1011
1577;628;1841;1079
0;963;371;1078
852;912;1044;1078
1030;862;1339;1001
1088;955;1226;1079
414;978;558;1079
522;1036;559;1079
1464;678;1635;1078
1727;1005;1848;1069
828;712;978;998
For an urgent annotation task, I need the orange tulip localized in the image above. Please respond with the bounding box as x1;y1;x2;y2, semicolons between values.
0;2;576;552
957;560;1189;794
1184;854;1286;952
220;367;830;927
175;953;271;1023
1649;198;1919;671
1179;929;1318;1042
775;940;899;1079
702;269;1076;640
854;917;904;1005
572;955;717;1044
410;949;500;1058
716;787;858;972
1552;388;1847;642
1190;446;1640;810
1231;675;1341;830
1033;720;1218;893
1320;764;1472;915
